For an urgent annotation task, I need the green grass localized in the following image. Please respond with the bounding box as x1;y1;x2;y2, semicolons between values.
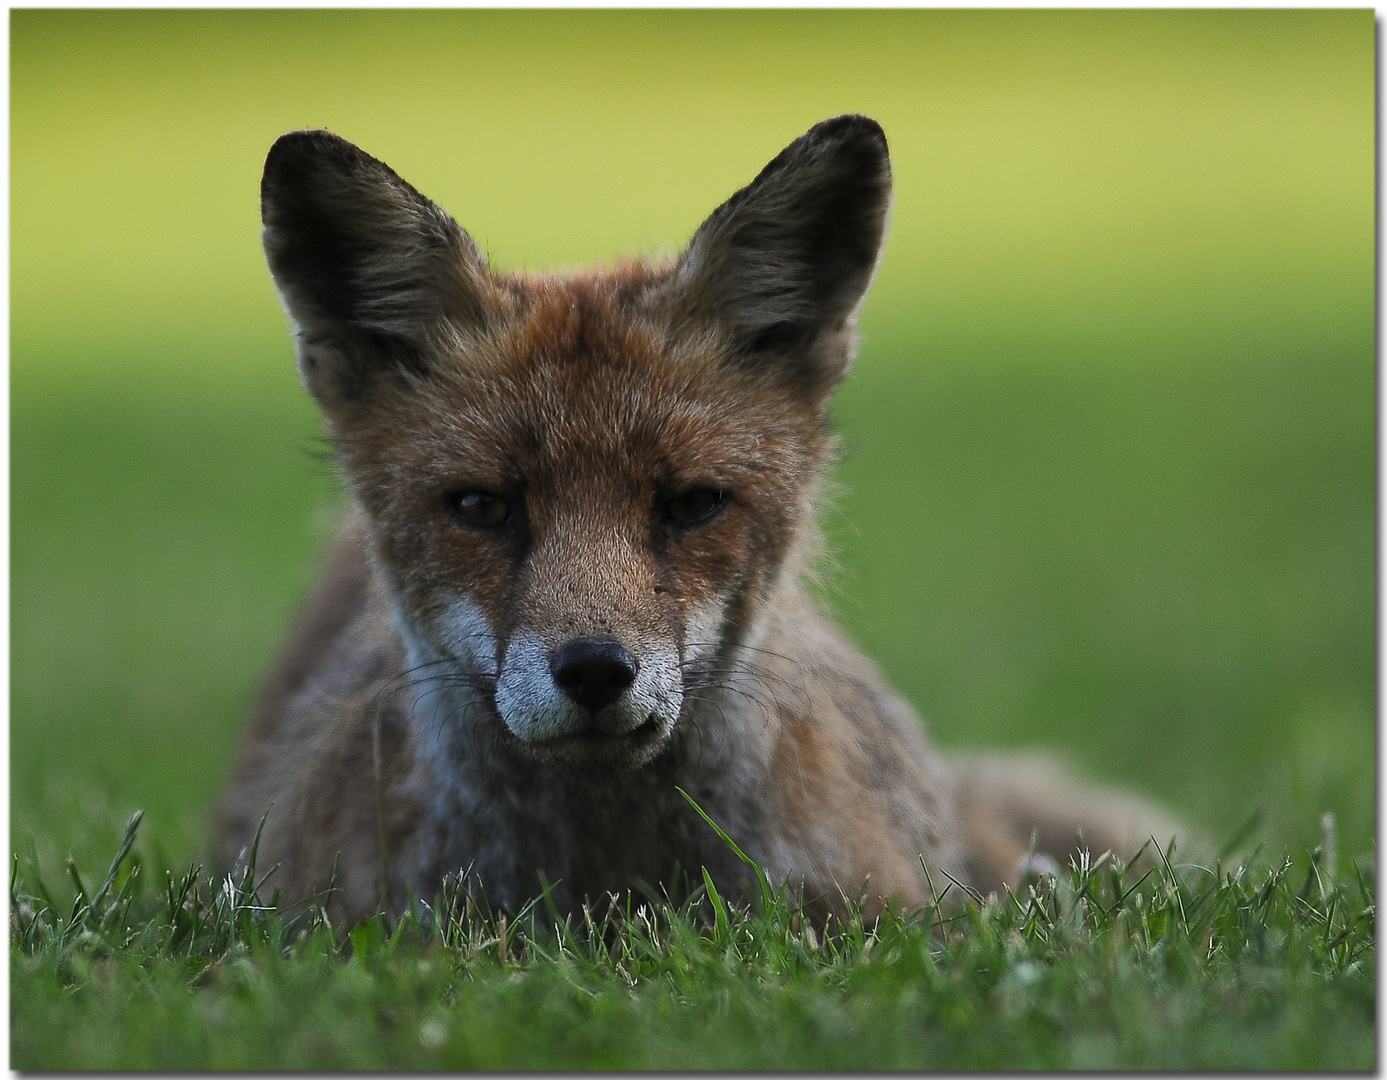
11;345;1374;1070
10;812;1374;1070
826;343;1374;859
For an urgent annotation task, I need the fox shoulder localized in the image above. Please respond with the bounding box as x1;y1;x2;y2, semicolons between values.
215;513;422;921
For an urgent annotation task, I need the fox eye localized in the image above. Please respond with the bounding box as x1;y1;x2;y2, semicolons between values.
665;487;725;526
451;491;510;527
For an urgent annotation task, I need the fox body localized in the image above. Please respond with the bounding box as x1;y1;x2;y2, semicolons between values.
217;116;1174;923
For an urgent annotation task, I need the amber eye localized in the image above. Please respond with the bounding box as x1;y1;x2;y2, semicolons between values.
665;487;725;526
452;491;510;527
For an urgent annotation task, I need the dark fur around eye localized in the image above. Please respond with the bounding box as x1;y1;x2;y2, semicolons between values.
451;491;511;527
665;488;726;526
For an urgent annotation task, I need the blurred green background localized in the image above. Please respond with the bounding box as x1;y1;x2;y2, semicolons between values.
12;10;1374;869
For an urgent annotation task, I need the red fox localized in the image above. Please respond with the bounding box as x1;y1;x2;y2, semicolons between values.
217;115;1179;924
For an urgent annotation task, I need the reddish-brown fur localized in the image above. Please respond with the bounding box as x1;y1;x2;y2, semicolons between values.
217;117;1180;924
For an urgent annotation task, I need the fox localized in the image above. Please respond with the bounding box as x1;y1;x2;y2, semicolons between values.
216;115;1180;925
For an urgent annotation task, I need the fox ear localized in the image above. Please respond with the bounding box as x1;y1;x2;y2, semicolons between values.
672;115;891;398
260;130;489;404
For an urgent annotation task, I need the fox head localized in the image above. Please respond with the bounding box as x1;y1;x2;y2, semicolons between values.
261;116;891;769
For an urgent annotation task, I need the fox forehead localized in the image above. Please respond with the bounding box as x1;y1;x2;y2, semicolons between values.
338;273;830;498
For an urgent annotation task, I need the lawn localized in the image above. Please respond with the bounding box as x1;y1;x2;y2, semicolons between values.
10;9;1374;1069
11;811;1375;1070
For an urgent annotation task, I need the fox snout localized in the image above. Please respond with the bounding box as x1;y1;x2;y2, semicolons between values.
493;631;684;765
550;639;638;713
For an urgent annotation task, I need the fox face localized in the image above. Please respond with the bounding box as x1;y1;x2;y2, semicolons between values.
260;117;890;772
224;114;1180;921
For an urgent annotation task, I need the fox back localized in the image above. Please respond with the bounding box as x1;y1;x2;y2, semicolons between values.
217;117;1177;923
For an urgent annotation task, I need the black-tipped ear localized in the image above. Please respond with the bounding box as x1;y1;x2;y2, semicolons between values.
261;130;488;402
671;115;891;396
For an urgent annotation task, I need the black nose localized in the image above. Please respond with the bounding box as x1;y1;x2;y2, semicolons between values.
550;639;639;714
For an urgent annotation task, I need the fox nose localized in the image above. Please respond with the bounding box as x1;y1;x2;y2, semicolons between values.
550;639;639;714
